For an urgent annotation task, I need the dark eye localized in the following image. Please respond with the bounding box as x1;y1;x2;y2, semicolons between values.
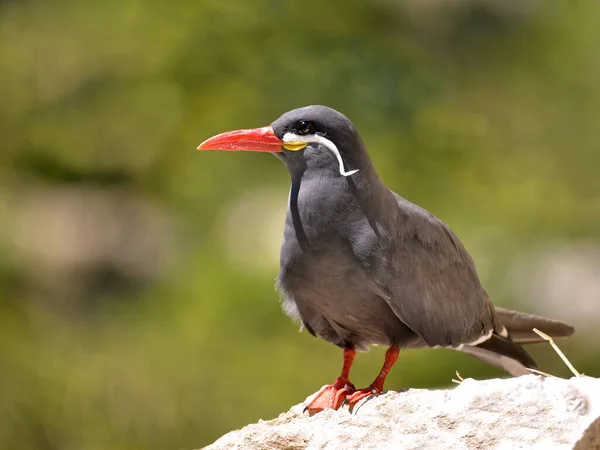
297;120;313;135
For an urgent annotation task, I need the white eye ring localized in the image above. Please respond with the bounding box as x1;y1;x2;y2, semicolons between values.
282;132;359;177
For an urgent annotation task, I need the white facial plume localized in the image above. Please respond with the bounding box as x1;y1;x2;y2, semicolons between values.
282;132;359;177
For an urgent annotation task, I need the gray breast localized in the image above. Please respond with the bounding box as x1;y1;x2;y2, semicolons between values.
276;175;418;350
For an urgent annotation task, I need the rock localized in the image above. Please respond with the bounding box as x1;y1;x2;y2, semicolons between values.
203;375;600;450
573;417;600;450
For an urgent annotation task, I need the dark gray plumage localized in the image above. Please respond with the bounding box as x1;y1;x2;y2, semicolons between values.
197;104;574;412
271;105;573;376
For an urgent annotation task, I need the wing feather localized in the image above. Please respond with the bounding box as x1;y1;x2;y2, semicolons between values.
382;193;496;347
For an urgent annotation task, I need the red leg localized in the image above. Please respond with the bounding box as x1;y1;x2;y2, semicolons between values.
304;346;356;414
345;345;400;411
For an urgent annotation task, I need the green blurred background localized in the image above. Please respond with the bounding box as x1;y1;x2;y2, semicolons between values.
1;0;599;448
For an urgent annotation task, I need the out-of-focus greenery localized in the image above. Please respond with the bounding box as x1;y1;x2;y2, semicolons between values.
1;1;599;448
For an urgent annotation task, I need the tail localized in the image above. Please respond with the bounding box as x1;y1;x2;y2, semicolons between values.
493;307;575;344
460;308;575;376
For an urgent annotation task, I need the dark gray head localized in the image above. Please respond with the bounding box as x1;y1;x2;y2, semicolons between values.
271;105;369;179
197;105;373;181
271;105;360;146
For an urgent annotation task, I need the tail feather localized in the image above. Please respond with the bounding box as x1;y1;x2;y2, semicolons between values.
459;342;531;376
459;308;575;377
495;307;575;344
480;333;537;366
460;334;537;376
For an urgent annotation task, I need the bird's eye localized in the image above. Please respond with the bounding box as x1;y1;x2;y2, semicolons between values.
297;120;313;135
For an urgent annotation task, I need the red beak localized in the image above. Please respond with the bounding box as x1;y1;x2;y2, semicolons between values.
197;126;283;152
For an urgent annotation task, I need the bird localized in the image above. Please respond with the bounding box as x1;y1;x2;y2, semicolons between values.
197;105;575;414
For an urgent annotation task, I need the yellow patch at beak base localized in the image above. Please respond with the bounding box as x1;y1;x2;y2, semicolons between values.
282;141;308;151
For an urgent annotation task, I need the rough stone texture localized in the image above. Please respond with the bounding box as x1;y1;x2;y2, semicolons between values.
573;417;600;450
204;375;600;450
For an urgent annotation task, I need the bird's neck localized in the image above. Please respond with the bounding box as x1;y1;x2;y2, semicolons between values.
341;166;394;225
330;146;393;222
287;158;393;245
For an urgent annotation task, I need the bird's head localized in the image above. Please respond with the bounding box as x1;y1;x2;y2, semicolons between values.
198;105;366;178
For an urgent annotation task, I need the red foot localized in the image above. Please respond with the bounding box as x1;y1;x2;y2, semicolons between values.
344;385;382;411
304;377;355;415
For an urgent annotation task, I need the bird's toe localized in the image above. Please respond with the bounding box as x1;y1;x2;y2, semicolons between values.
304;377;355;415
344;386;381;413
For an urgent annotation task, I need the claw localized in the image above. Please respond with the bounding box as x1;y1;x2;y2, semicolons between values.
304;377;355;415
344;386;381;412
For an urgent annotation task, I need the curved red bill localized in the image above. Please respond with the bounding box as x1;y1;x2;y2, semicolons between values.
197;126;283;152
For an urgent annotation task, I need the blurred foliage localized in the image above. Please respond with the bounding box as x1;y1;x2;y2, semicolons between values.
1;0;600;448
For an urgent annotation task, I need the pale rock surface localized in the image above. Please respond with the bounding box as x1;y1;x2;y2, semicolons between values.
204;375;600;450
